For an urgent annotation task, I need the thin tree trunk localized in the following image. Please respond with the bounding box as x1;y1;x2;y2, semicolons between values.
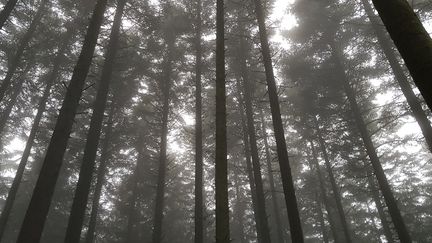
215;0;229;241
233;160;246;243
0;0;48;103
235;77;261;241
259;109;285;243
313;116;353;243
365;162;395;243
0;26;72;241
252;0;304;241
84;104;116;243
126;137;146;243
314;191;329;243
16;0;108;241
151;35;175;243
308;140;341;243
194;0;204;241
64;0;125;241
369;0;432;112
330;41;412;243
0;0;19;29
361;0;432;152
237;25;271;243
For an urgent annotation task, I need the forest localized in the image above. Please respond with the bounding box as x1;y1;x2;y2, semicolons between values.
0;0;431;242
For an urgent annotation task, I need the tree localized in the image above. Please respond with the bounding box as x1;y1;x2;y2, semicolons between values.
252;0;304;241
0;0;19;29
370;0;432;112
16;0;109;241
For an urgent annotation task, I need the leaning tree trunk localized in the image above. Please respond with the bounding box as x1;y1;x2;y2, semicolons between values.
0;0;19;29
0;0;48;104
0;27;72;241
361;0;432;152
252;0;304;241
237;22;271;243
16;0;108;241
259;109;285;243
64;0;126;242
369;0;432;112
194;0;204;241
151;36;175;243
215;0;229;241
330;41;412;243
84;104;116;243
313;117;353;243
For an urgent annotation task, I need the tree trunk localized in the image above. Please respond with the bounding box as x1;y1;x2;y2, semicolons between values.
252;0;304;241
0;26;72;241
0;0;48;104
233;159;246;243
361;0;432;152
308;140;342;243
194;0;204;241
259;109;285;243
330;41;412;243
84;104;115;243
0;0;19;29
314;191;329;243
16;0;108;241
151;34;175;243
215;0;229;241
237;23;271;243
365;162;395;243
64;0;125;241
313;116;353;243
369;0;432;112
235;77;261;241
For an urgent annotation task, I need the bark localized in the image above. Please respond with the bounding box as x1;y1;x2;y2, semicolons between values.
370;0;432;112
215;0;229;241
0;0;48;104
259;109;285;243
0;0;19;29
0;27;73;241
313;116;353;243
237;23;271;243
361;0;432;152
151;35;175;243
330;41;412;243
16;0;108;241
64;0;125;241
252;0;304;241
194;0;204;241
84;105;115;243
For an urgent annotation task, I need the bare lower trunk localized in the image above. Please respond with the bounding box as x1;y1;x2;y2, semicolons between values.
16;0;108;241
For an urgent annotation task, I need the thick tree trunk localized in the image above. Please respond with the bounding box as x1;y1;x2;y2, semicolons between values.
16;0;108;241
84;105;115;243
237;25;271;243
308;140;342;243
252;0;304;241
64;0;125;242
313;117;353;243
194;0;204;241
330;42;412;243
0;27;72;241
215;0;229;241
0;0;19;29
369;0;432;112
361;0;432;152
151;35;175;243
259;109;285;243
0;0;48;103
